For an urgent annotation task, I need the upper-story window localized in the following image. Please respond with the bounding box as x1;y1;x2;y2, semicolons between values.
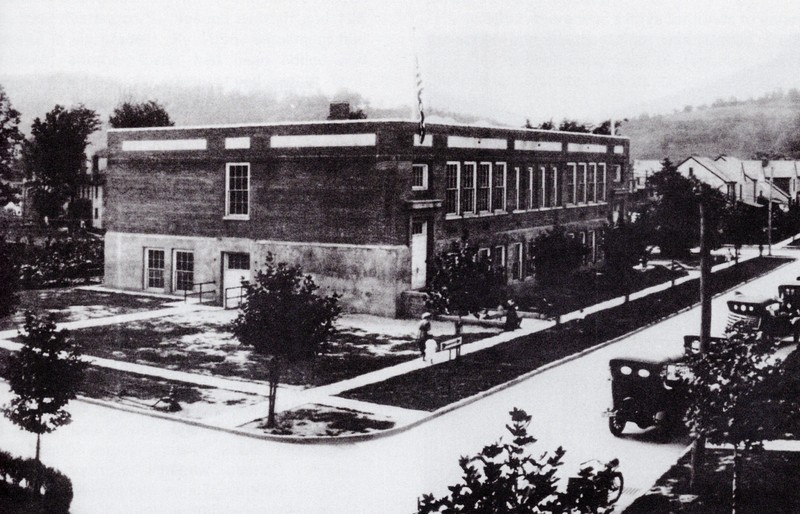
477;162;492;213
539;165;548;207
225;163;250;219
445;162;460;216
527;166;537;209
577;163;587;203
588;163;597;202
462;162;476;214
615;164;623;182
412;164;429;190
566;163;577;204
599;163;607;201
493;162;507;212
513;166;522;210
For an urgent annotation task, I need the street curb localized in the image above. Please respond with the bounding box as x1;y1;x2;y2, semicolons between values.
73;256;795;445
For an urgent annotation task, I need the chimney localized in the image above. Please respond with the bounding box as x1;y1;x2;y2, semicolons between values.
328;102;350;120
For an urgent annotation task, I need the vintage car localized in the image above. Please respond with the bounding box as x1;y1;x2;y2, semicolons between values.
726;293;798;341
607;353;689;437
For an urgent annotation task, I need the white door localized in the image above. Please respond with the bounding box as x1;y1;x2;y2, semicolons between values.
411;220;427;290
223;253;251;308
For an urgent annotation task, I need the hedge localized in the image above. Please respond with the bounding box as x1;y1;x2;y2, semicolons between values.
0;450;73;513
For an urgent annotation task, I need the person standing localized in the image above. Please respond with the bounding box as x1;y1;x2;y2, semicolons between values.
417;312;432;359
504;300;521;331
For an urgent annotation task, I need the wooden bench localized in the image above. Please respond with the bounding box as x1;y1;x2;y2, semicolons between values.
439;337;463;360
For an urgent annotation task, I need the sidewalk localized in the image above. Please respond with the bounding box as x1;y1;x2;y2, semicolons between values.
1;238;798;438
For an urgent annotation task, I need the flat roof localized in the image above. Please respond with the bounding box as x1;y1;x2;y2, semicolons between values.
107;118;630;140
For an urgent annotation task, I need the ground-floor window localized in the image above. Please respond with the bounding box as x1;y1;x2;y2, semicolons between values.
511;242;523;280
145;249;165;289
227;253;250;270
173;250;194;292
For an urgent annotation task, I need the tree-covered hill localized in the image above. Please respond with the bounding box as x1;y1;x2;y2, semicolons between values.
620;89;800;161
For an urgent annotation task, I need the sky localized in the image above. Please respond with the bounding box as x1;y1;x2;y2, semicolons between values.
2;0;800;124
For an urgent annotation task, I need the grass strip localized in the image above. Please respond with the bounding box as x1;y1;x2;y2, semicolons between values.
624;448;800;513
339;256;792;411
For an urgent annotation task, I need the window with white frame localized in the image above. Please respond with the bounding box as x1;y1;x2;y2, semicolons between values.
589;230;597;263
412;164;428;190
588;163;597;202
580;232;588;265
477;247;491;262
598;163;607;201
445;162;460;215
566;163;576;204
527;166;536;209
492;162;507;212
173;250;194;292
614;164;622;182
526;240;536;276
145;249;165;289
513;166;521;210
540;165;548;207
462;162;476;214
477;162;492;213
512;242;523;280
549;165;559;207
225;163;250;218
493;245;506;268
577;163;587;203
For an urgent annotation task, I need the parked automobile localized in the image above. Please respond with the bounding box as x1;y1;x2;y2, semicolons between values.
727;293;798;341
607;353;689;437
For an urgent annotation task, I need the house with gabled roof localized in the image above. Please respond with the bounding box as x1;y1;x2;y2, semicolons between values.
713;155;793;205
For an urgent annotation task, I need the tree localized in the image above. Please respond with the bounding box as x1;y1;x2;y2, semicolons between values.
591;119;627;135
602;219;651;300
425;238;505;324
108;100;174;128
721;201;763;262
0;235;18;317
0;85;24;181
22;105;101;219
531;225;588;286
3;312;87;462
231;253;340;428
418;408;622;514
558;119;592;133
683;323;786;512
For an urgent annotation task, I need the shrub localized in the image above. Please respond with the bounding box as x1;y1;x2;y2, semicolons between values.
0;449;73;513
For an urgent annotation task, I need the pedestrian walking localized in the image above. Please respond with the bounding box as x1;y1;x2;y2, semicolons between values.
417;312;432;359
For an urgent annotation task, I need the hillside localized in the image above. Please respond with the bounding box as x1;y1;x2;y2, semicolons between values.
619;93;800;161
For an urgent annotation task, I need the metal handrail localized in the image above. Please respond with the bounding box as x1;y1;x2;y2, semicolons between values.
183;281;216;305
224;285;246;309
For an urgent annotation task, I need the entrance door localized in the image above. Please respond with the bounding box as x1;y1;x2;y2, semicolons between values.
223;252;251;308
410;220;428;290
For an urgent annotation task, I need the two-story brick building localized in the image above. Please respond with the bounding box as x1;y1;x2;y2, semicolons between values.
104;119;629;316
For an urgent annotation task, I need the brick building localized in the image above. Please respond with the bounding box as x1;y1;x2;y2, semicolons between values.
104;119;629;316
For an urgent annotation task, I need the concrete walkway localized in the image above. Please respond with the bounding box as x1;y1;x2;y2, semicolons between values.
1;236;798;434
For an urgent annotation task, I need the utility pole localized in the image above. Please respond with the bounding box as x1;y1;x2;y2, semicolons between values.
768;165;774;256
691;192;711;490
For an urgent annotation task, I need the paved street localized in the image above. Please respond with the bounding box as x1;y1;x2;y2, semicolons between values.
1;252;797;513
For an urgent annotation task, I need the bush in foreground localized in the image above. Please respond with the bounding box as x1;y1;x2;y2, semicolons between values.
0;449;73;513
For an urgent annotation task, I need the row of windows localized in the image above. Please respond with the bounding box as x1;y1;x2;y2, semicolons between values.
145;249;194;291
476;229;601;282
443;161;619;217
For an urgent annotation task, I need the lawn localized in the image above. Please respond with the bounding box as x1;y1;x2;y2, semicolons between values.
339;257;792;411
241;403;396;437
0;288;174;331
65;309;498;387
624;449;800;513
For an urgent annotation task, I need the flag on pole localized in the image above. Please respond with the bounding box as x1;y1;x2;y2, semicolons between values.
415;56;426;144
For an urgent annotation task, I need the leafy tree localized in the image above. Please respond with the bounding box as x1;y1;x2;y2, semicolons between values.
418;408;622;514
721;201;763;262
0;235;18;316
591;119;627;135
531;226;588;286
683;323;787;512
0;181;20;207
21;105;101;219
109;100;174;128
3;312;88;462
0;85;24;181
537;119;555;130
558;119;592;133
231;253;340;428
602;219;651;300
425;238;505;324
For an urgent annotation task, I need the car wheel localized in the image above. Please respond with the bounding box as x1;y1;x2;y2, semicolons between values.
608;415;626;436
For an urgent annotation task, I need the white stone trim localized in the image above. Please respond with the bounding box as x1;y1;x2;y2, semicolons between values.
270;133;376;148
447;136;507;150
567;143;608;153
514;140;563;152
413;134;433;147
225;137;251;149
122;139;207;151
